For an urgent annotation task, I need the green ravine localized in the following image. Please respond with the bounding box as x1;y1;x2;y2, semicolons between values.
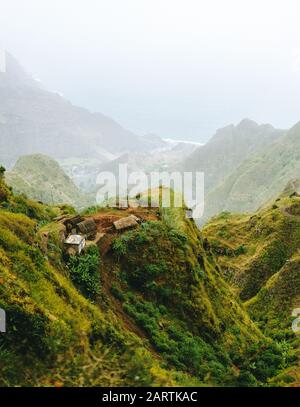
203;195;300;385
0;173;299;387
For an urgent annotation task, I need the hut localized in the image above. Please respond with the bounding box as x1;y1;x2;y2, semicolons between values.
64;235;86;255
76;218;97;240
63;215;84;233
113;215;139;231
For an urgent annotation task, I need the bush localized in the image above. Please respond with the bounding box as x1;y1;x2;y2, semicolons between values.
123;296;230;383
67;246;101;300
232;340;294;384
127;262;168;289
112;236;130;257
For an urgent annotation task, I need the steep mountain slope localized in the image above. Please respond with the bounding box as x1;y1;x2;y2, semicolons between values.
203;194;300;385
0;175;195;386
181;119;283;192
5;154;94;209
0;174;290;387
0;52;157;167
204;122;300;222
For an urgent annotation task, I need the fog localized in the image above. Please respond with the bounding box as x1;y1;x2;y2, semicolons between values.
1;0;300;141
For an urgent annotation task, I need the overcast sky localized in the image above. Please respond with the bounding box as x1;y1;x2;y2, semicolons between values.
1;0;300;142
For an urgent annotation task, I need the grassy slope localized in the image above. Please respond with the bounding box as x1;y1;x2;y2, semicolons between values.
181;119;282;193
104;206;293;386
5;154;94;210
0;176;292;386
204;122;300;222
203;195;300;385
0;177;193;387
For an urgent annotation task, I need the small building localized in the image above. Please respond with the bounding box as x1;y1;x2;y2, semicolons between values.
64;234;86;255
76;218;97;240
64;215;84;233
113;215;139;231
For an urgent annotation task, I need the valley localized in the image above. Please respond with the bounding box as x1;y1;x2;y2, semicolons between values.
1;51;300;388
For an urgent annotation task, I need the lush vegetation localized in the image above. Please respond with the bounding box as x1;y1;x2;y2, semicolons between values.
203;195;300;385
67;246;101;300
0;176;193;386
109;207;294;386
0;171;299;387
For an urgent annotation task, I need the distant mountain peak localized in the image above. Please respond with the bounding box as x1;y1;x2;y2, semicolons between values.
0;51;163;166
237;118;258;129
0;51;39;88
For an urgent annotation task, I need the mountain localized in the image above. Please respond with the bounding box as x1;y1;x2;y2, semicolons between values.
203;192;300;385
204;122;300;222
0;52;158;168
5;154;93;209
0;174;291;387
181;119;283;192
95;140;199;179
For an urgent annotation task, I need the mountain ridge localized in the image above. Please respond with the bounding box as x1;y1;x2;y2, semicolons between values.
0;52;163;167
203;121;300;222
180;118;284;193
5;153;94;209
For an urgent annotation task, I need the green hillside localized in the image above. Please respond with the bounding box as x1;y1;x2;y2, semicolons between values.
0;173;291;387
0;175;187;386
5;154;94;210
203;195;300;385
181;119;283;192
204;122;300;222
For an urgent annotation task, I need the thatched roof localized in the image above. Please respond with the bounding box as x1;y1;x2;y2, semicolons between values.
76;218;97;235
113;215;139;231
64;215;84;227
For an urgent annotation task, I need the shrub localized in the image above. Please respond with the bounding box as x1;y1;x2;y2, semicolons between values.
128;262;168;288
232;340;294;384
112;236;130;257
123;296;230;383
67;246;101;300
